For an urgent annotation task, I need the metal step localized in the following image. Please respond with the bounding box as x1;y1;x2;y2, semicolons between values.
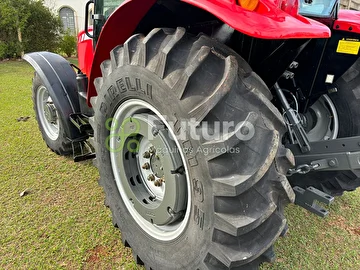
293;186;334;217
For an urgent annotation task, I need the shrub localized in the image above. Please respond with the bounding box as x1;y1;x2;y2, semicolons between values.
0;42;7;59
59;32;77;57
0;41;22;60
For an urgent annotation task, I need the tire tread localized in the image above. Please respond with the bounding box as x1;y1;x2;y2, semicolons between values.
92;27;294;270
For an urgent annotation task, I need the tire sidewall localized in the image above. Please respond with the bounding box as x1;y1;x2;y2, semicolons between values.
329;85;360;138
95;66;215;268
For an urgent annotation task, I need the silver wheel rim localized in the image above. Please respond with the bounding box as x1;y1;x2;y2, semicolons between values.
109;99;191;241
304;94;339;141
36;86;59;141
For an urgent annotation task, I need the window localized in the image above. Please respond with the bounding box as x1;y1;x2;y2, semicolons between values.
89;8;93;26
59;7;76;34
299;0;338;17
103;0;125;18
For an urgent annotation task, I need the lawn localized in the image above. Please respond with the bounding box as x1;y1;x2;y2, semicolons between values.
0;60;359;269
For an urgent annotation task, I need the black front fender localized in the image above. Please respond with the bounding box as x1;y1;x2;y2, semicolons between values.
23;52;81;140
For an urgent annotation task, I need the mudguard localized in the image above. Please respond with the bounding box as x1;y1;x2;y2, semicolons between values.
87;0;331;104
334;9;360;34
23;52;82;140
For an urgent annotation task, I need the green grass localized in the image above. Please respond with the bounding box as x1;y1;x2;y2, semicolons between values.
0;60;359;269
262;193;360;269
0;60;137;269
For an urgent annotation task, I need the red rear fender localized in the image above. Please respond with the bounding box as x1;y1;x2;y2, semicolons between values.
87;0;331;104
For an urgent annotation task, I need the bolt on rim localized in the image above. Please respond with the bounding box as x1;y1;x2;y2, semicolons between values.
138;137;166;200
36;85;60;140
109;99;191;241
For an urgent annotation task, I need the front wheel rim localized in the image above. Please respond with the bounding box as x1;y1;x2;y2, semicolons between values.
109;99;191;241
36;85;60;141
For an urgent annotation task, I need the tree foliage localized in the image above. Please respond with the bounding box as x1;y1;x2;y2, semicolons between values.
0;0;62;59
0;0;25;58
23;1;62;53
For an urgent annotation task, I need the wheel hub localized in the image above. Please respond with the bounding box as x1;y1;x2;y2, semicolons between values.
149;152;164;178
111;111;187;227
302;95;338;142
138;138;166;199
36;85;59;141
44;103;57;124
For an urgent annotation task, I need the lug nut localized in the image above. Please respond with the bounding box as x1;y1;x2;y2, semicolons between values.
143;151;151;158
154;177;165;187
149;146;156;154
154;180;161;186
142;162;150;170
147;174;155;181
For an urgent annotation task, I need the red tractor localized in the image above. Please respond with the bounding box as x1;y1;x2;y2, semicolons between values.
24;0;360;268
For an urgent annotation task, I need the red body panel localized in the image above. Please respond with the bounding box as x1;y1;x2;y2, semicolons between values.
183;0;330;39
334;10;360;34
86;0;331;104
77;27;94;76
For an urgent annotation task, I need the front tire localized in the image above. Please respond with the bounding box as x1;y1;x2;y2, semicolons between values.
32;73;73;155
91;28;295;269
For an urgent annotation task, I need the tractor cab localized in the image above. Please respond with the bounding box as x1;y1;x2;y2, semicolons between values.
78;0;125;75
86;0;125;44
299;0;340;29
299;0;339;18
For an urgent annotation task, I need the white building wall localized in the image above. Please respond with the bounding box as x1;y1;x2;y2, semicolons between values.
44;0;90;34
341;0;360;10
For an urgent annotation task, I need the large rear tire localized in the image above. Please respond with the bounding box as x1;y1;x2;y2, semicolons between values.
289;61;360;196
91;28;295;269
